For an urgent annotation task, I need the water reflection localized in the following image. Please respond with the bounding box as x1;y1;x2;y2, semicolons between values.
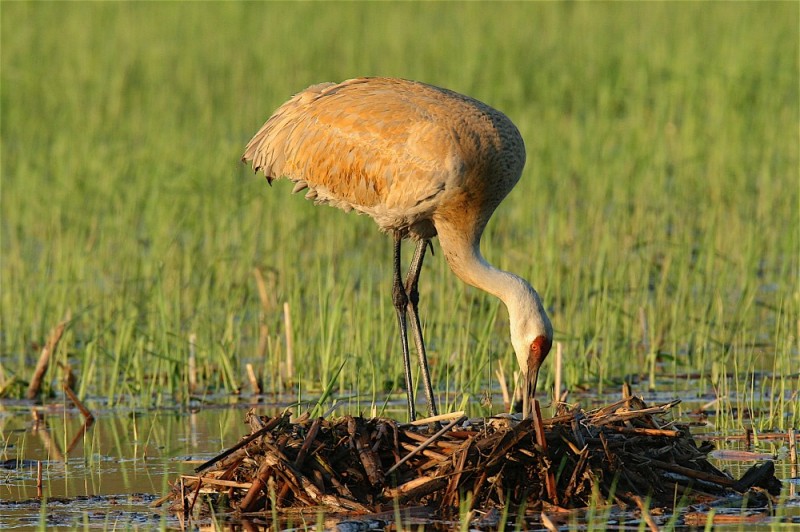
0;399;287;528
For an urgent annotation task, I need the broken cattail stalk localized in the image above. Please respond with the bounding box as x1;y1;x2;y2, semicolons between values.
246;363;260;394
257;323;269;361
640;307;659;391
253;268;271;361
188;333;197;394
26;321;67;400
495;366;510;412
253;267;271;313
63;384;94;422
554;341;562;404
239;460;272;512
283;302;294;382
540;512;559;532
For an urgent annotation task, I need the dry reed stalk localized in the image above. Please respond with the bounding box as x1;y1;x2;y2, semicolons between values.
26;321;67;400
180;475;252;490
632;495;659;532
386;416;465;475
63;383;94;421
187;333;197;394
283;302;294;382
404;410;465;427
253;268;272;361
554;341;562;404
495;366;511;412
253;267;271;313
246;363;260;394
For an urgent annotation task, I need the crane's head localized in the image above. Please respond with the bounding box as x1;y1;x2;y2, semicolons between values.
508;285;553;417
525;334;552;401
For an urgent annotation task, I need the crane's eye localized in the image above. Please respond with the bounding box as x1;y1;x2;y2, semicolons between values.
528;335;552;369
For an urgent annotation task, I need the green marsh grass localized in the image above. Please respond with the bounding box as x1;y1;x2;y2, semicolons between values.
2;3;798;431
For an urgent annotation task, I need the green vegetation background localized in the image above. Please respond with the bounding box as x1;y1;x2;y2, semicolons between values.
2;2;797;426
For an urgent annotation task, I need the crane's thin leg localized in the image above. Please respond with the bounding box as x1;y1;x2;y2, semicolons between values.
405;239;439;418
392;232;416;421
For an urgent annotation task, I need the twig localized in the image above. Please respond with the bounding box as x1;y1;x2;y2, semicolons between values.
277;417;324;503
194;414;287;473
180;475;252;490
590;400;681;426
603;425;682;438
188;476;203;514
485;419;532;469
534;400;558;504
402;410;465;427
386;416;465;475
642;457;736;487
383;476;449;502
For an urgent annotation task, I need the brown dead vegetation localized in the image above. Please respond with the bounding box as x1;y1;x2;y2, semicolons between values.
158;394;780;521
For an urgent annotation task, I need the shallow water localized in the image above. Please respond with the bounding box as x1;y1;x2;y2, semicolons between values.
1;390;798;530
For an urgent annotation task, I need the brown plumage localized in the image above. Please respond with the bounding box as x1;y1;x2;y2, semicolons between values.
243;77;552;420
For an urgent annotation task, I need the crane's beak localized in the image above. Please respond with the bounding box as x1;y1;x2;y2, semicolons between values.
523;335;551;419
522;362;540;420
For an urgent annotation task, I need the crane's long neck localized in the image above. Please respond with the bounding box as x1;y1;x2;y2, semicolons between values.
434;219;549;333
435;216;553;420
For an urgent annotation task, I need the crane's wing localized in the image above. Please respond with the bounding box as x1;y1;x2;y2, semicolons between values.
242;78;468;217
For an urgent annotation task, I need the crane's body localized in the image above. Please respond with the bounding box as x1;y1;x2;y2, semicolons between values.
243;77;552;420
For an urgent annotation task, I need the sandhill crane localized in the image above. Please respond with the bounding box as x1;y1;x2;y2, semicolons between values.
243;77;553;421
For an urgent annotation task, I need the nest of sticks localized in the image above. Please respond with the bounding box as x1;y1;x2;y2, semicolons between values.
160;393;780;520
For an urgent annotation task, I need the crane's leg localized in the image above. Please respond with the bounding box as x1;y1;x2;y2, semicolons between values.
392;232;416;421
405;239;439;418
